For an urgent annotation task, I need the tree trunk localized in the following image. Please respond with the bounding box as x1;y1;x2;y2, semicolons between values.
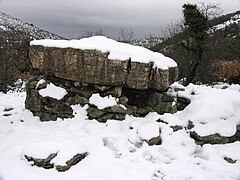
183;46;203;86
183;61;200;86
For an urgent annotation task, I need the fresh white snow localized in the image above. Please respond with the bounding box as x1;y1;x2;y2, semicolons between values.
137;122;160;140
89;93;118;109
38;83;68;100
171;84;240;137
0;83;240;180
30;36;177;70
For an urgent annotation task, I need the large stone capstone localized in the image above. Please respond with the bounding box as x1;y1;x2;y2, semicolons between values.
26;36;179;122
29;36;178;91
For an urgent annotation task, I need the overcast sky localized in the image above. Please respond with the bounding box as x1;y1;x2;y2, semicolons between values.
1;0;240;39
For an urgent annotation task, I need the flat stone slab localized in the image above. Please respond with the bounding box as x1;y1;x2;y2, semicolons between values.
30;36;178;91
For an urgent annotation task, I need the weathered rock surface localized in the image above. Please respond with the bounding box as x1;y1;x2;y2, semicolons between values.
26;76;178;122
25;152;88;172
29;46;178;91
26;38;179;122
190;125;240;145
146;135;162;146
25;153;57;170
56;152;88;172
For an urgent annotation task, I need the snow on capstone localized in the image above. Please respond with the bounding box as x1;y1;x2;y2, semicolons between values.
89;93;118;109
30;36;177;70
39;83;68;100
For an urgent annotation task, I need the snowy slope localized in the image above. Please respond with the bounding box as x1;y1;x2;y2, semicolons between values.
212;13;240;30
0;12;64;40
0;83;240;180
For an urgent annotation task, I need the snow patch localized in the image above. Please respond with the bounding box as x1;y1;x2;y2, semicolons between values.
137;122;160;140
89;93;118;109
39;83;67;100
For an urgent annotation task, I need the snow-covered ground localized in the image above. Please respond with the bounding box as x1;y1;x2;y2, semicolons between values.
0;83;240;180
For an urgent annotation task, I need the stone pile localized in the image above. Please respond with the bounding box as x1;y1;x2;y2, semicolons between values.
26;37;179;122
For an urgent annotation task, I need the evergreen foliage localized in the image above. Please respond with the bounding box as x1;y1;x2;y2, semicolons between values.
152;9;240;84
182;3;208;85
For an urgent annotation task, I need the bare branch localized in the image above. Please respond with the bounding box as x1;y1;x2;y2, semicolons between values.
118;28;135;43
199;2;223;19
79;29;106;39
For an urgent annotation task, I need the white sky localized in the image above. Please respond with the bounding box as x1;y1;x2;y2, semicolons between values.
1;0;240;39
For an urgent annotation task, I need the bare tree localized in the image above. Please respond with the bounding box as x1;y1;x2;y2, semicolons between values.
79;28;106;39
166;19;184;39
199;2;223;19
118;28;135;43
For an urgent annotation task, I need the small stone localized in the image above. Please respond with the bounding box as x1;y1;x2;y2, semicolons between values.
3;113;12;117
56;152;88;172
3;107;14;112
87;106;105;119
237;124;240;131
147;136;162;146
93;85;111;92
25;153;57;169
73;81;82;88
119;96;128;105
156;118;168;124
187;120;194;130
171;125;183;132
174;87;185;92
224;157;237;164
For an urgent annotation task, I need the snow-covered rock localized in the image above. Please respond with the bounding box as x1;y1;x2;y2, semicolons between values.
30;36;178;91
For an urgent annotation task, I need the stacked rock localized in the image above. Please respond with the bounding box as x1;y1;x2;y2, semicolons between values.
26;36;178;122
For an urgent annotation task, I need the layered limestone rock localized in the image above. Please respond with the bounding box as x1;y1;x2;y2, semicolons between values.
29;36;178;91
25;76;178;122
26;36;178;122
